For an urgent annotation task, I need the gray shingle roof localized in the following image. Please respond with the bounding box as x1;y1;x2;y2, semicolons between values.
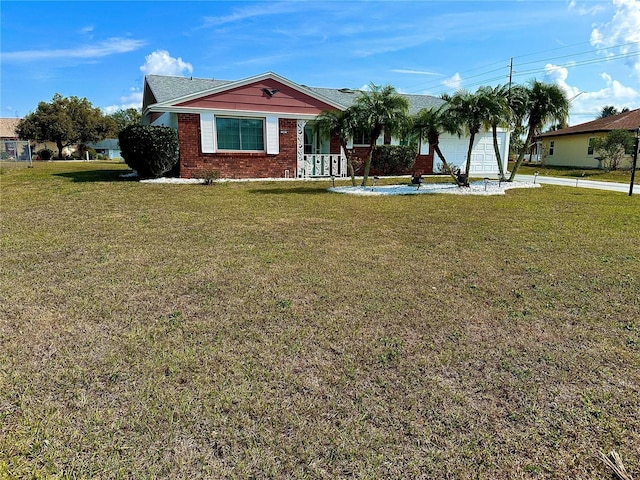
145;75;233;105
144;74;444;114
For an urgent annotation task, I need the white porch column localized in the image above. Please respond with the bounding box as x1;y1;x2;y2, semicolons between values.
296;120;306;177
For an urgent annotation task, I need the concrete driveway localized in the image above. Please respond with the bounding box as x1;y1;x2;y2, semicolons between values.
514;174;637;194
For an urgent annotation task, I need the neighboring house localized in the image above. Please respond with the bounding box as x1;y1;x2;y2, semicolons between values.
538;108;640;169
1;117;76;159
87;139;122;159
142;72;509;179
1;117;30;161
0;118;20;141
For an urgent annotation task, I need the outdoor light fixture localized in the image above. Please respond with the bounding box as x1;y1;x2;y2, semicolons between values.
331;175;335;188
372;176;379;190
534;171;539;184
484;177;489;191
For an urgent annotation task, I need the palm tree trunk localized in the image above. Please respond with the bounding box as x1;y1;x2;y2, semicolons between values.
434;144;463;187
463;133;475;186
361;144;375;187
508;128;534;181
340;141;357;187
492;124;506;180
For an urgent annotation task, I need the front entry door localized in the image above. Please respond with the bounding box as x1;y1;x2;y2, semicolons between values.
304;124;331;175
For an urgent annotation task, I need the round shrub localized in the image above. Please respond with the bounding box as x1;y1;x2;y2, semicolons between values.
371;145;417;175
118;125;179;178
37;148;54;160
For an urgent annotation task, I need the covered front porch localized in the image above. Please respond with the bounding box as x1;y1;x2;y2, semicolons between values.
296;119;347;178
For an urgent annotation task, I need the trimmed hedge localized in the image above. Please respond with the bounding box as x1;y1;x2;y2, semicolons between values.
371;145;417;175
119;125;179;178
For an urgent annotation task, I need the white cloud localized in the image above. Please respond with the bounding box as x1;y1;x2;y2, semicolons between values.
442;73;462;89
391;69;443;76
543;64;581;99
543;63;639;124
103;88;143;114
1;37;146;62
590;0;640;79
568;0;605;16
200;2;299;28
139;50;193;76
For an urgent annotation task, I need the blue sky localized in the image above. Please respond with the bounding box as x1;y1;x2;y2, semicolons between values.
1;0;639;125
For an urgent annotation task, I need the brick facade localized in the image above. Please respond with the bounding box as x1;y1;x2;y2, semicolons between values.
177;113;434;179
178;114;298;179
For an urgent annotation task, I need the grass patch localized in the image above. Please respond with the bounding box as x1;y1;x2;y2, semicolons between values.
512;161;639;183
1;161;639;478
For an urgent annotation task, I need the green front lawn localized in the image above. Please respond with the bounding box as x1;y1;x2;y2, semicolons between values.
511;161;638;182
1;161;639;478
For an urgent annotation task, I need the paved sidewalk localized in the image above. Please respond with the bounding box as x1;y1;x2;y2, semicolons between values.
514;174;637;194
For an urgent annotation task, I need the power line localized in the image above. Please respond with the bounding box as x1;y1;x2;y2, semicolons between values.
405;38;640;95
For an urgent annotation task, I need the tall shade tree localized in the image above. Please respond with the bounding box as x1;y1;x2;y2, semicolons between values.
108;108;142;133
478;85;510;180
508;81;569;181
353;83;409;186
446;89;494;186
17;94;115;159
315;108;360;186
412;106;464;186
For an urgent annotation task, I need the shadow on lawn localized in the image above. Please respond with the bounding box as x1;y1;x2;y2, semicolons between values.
54;169;132;183
249;186;330;195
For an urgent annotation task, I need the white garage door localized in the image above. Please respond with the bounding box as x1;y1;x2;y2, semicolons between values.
435;131;509;176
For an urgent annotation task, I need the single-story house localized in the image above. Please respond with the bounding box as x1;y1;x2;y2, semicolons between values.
141;72;509;179
1;117;77;159
87;139;122;159
537;108;640;169
1;117;31;161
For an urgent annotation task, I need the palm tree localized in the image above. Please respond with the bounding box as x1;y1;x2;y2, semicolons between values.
353;83;409;186
508;80;569;181
446;89;494;186
315;108;360;186
478;85;510;180
412;105;464;186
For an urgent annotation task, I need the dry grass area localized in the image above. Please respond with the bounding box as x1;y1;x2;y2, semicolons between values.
1;161;639;479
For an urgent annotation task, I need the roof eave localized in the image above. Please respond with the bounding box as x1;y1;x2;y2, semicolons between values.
149;72;347;111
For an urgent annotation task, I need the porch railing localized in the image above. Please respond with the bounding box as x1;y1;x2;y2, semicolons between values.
298;154;348;178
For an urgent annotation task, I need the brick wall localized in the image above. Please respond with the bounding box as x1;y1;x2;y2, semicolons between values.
178;114;298;179
177;113;435;178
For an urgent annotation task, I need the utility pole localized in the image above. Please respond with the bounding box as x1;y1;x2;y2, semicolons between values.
630;127;639;196
507;57;513;99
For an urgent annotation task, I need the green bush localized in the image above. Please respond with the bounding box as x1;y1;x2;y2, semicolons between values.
37;148;54;160
371;145;417;175
118;125;179;178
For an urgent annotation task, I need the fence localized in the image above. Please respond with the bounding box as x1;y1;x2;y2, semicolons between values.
1;141;32;166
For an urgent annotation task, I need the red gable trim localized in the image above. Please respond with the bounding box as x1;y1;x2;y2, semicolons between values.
176;78;338;115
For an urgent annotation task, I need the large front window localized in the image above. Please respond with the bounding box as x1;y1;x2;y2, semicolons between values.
216;117;264;151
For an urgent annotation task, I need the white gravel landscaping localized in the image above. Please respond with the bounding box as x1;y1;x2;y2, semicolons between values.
329;180;540;196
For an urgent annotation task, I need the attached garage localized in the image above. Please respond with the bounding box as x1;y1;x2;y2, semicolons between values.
435;130;510;177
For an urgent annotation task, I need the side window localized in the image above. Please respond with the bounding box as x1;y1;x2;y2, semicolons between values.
549;140;555;156
587;137;595;155
353;128;371;146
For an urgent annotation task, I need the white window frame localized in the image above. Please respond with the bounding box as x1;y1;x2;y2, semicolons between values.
200;114;279;154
